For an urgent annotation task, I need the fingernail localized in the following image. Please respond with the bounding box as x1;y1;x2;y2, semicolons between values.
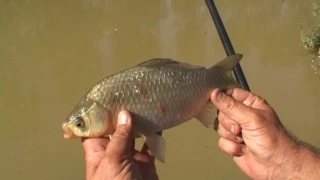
242;146;246;154
216;91;224;102
230;125;235;134
118;112;128;126
236;136;243;142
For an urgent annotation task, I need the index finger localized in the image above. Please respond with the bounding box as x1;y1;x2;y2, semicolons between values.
225;88;251;102
82;137;109;155
226;88;271;111
211;89;258;126
82;137;110;180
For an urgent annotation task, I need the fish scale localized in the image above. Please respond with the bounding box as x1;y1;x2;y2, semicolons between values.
62;54;243;163
96;66;206;134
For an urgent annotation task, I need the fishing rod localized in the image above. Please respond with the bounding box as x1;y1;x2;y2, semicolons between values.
205;0;250;91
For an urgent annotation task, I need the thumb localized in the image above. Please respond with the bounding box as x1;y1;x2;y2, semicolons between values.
211;89;257;126
106;110;133;159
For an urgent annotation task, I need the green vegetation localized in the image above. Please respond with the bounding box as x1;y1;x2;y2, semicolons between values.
300;2;320;74
301;3;320;52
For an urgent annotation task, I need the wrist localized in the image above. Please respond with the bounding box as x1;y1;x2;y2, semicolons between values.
272;137;320;179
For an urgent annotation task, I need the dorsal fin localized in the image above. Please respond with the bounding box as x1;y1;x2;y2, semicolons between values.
136;58;203;69
137;58;180;67
210;54;243;71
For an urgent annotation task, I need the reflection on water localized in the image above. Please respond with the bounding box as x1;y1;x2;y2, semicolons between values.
1;0;320;179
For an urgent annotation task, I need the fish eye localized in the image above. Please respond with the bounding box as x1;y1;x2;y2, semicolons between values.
75;117;85;128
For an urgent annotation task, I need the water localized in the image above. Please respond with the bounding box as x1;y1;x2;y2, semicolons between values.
1;0;320;179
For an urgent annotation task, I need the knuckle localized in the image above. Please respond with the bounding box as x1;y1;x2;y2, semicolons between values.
220;118;233;129
256;95;268;105
250;112;261;121
114;128;129;139
218;138;241;156
217;128;223;137
218;138;226;149
219;114;229;125
220;129;240;143
225;98;237;112
218;126;229;138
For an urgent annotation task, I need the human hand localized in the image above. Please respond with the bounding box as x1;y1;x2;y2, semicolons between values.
82;110;159;180
210;88;298;179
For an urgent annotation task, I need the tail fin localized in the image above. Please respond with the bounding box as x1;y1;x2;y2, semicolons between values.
209;54;243;89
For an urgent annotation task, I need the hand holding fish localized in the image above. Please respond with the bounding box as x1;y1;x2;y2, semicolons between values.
211;88;320;180
62;53;320;179
82;110;158;180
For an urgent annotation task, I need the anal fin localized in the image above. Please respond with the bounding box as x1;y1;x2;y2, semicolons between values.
195;101;217;128
145;133;166;163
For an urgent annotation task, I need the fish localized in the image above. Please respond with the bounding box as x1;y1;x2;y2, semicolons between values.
62;54;243;163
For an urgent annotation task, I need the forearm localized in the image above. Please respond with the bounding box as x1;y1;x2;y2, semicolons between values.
273;139;320;180
290;142;320;180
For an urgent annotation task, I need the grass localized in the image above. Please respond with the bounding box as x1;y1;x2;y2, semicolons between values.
300;2;320;74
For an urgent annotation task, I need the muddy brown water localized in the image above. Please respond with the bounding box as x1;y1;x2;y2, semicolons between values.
1;0;320;179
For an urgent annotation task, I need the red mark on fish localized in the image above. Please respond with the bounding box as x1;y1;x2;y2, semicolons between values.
160;103;168;116
140;87;148;98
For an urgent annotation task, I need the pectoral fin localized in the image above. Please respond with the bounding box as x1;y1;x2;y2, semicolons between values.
195;102;217;128
145;133;166;163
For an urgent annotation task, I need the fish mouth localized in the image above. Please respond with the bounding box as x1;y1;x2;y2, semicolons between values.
62;123;75;139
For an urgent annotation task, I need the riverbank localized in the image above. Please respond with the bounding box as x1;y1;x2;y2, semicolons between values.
300;2;320;74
